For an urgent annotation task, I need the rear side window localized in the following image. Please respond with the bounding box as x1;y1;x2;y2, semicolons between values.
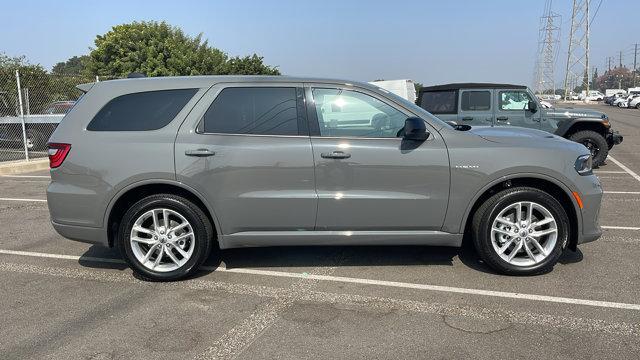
419;90;457;114
202;87;299;135
87;89;197;131
461;91;491;111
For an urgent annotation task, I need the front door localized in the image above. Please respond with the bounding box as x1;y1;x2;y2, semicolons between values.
175;83;317;236
458;89;494;126
306;85;450;231
494;89;541;129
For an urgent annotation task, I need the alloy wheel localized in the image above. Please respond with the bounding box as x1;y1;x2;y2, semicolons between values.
490;201;558;266
129;208;195;272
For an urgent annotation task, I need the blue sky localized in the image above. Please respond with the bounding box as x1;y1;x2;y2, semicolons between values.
2;0;638;87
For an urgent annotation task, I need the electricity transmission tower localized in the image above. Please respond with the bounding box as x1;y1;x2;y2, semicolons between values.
563;0;590;100
535;0;561;95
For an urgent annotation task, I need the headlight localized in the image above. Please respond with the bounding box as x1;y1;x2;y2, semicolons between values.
575;154;593;175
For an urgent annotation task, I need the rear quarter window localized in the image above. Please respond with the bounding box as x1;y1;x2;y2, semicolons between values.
419;90;458;114
87;89;198;131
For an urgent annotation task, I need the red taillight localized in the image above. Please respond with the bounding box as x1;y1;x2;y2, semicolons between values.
47;143;71;169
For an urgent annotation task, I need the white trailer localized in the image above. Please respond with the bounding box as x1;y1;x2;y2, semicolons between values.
605;89;626;96
369;79;417;103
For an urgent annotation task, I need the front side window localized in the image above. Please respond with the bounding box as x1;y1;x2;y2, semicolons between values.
461;91;491;111
87;89;197;131
419;90;457;114
499;90;532;110
312;88;406;138
202;87;298;136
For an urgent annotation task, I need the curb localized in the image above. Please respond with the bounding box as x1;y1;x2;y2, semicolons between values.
0;159;49;175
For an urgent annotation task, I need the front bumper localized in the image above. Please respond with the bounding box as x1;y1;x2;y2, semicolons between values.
575;174;604;246
606;130;623;147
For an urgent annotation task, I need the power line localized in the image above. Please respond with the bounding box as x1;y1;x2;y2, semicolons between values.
590;0;603;23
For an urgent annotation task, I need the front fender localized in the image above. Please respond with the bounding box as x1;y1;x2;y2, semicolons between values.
554;118;607;137
451;172;582;236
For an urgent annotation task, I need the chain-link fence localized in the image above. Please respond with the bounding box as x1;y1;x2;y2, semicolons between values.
0;70;106;162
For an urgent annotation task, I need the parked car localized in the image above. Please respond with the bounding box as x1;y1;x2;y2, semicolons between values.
604;93;626;105
629;96;640;109
0;100;75;150
47;76;603;281
579;90;605;101
614;94;640;108
417;83;623;166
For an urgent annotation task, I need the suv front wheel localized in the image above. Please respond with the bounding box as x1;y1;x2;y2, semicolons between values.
568;130;608;167
117;194;214;281
472;187;569;275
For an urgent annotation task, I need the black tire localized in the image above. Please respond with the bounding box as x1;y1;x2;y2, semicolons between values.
117;194;214;281
568;130;608;167
471;187;569;275
636;103;640;109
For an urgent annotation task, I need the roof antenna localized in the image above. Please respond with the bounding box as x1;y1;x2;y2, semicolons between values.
127;72;146;78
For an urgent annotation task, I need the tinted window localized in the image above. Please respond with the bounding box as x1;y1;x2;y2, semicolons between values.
499;90;532;110
312;88;406;138
461;91;491;111
419;90;457;114
203;87;298;135
87;89;197;131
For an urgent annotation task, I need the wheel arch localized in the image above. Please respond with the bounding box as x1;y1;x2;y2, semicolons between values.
105;180;222;248
557;119;608;138
461;175;580;251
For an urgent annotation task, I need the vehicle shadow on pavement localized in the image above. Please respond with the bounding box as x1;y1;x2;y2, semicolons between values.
77;245;128;271
213;245;459;270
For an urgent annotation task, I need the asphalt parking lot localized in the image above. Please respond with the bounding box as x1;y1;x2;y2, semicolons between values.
1;103;639;359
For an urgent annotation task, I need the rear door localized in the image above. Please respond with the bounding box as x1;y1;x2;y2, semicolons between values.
174;82;317;236
458;89;494;126
494;89;542;129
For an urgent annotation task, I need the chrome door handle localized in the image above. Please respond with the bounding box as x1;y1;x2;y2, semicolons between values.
461;117;473;121
496;116;509;121
185;149;215;157
321;151;351;159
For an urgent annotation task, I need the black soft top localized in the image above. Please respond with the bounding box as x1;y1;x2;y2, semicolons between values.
420;83;527;92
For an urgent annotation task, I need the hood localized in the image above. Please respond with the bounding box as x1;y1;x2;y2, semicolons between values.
542;107;606;120
469;126;564;144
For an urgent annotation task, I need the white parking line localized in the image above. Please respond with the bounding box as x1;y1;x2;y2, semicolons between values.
608;156;640;183
602;226;640;231
595;171;628;174
0;198;47;202
604;191;640;194
0;175;50;178
1;248;640;311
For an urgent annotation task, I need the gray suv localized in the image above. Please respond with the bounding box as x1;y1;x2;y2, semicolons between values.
417;83;623;166
47;76;602;281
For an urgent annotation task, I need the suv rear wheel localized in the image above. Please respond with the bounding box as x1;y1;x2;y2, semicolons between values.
568;130;608;167
472;187;569;275
117;194;213;281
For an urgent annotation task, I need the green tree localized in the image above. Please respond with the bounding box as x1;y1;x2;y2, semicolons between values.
52;55;89;75
85;21;279;77
219;55;279;75
1;53;92;115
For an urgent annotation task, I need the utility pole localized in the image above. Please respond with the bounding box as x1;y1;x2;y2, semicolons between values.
619;50;623;68
563;0;590;101
608;57;612;71
534;0;561;95
634;43;638;87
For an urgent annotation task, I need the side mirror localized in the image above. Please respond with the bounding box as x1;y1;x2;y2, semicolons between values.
528;100;538;113
403;117;429;141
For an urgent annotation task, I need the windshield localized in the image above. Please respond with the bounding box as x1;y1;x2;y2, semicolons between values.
374;88;453;130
